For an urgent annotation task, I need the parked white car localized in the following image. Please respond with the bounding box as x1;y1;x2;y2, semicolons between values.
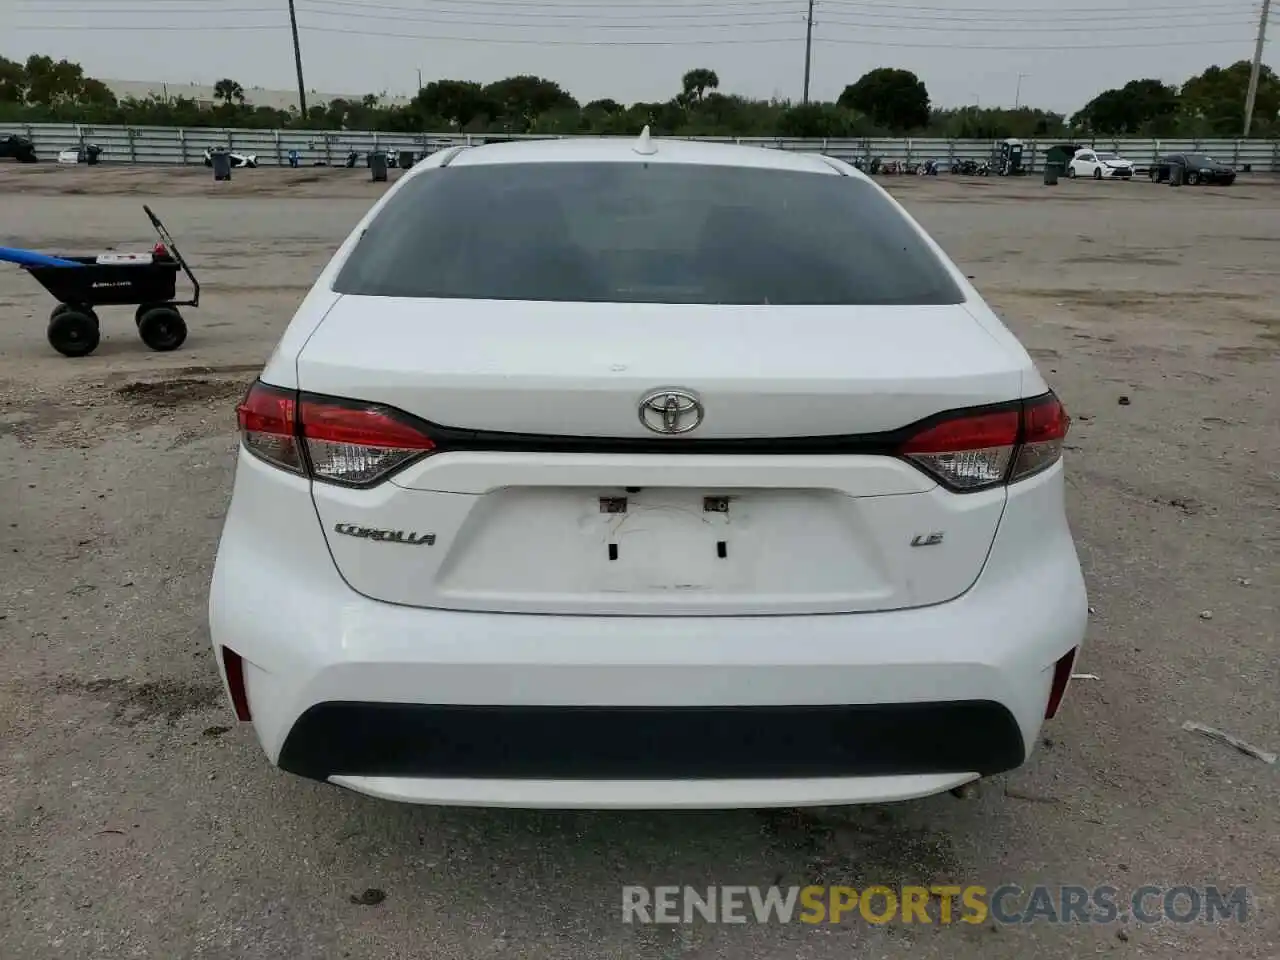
210;131;1088;810
203;148;258;169
1068;149;1134;180
56;144;103;164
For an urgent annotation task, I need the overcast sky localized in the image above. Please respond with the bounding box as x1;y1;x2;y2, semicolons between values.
2;0;1271;113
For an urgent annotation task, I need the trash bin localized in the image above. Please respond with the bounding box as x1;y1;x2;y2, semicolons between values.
210;148;232;182
1169;162;1184;187
287;149;301;168
370;151;388;183
84;144;102;166
1043;162;1062;185
398;150;415;169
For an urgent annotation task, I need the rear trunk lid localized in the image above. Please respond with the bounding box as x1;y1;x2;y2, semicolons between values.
297;297;1029;616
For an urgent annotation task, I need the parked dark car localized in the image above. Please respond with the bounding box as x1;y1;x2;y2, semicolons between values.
1;134;38;163
1149;153;1236;186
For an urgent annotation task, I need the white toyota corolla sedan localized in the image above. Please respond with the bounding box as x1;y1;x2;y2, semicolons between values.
210;131;1088;809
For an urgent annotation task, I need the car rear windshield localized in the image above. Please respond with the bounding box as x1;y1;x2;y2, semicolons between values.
333;161;965;305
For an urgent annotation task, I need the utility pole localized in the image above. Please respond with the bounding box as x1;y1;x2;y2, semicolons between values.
417;68;423;93
802;0;815;105
287;0;308;118
1015;73;1028;110
1243;0;1272;137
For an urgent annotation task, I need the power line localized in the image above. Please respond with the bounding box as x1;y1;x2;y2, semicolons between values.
815;34;1252;48
10;22;291;30
811;0;1253;11
18;2;800;20
302;0;796;18
8;18;1252;48
808;2;1253;20
299;9;806;29
6;18;798;35
15;0;796;7
14;0;1257;12
23;6;285;15
816;15;1255;31
299;22;1252;48
287;2;1253;31
308;2;795;23
297;25;799;44
15;1;1255;30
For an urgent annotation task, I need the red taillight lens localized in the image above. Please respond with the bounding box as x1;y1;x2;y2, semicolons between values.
237;381;303;474
899;393;1070;492
1011;394;1070;483
237;381;435;486
299;394;435;486
1044;647;1077;719
900;409;1020;491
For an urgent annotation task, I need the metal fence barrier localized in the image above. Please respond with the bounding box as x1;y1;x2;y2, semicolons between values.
7;122;1280;171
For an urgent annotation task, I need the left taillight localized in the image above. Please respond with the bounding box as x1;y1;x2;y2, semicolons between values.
237;382;303;475
898;392;1071;492
237;381;436;487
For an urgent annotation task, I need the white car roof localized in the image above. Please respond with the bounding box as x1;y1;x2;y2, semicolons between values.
447;134;851;177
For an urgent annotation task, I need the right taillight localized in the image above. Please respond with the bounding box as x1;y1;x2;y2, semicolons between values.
899;392;1070;492
237;381;436;487
1012;393;1070;482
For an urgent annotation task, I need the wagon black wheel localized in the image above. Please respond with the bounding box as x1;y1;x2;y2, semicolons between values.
137;306;187;352
52;303;97;323
135;303;164;326
47;310;100;357
1186;172;1199;186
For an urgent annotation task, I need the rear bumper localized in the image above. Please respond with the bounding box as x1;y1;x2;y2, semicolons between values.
210;452;1089;808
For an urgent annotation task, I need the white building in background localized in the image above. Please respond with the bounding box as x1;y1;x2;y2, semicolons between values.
102;79;411;111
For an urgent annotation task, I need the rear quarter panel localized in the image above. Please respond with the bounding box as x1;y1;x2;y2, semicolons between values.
821;160;1037;397
258;148;465;389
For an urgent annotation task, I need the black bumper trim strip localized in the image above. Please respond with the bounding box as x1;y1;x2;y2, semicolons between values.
278;700;1026;782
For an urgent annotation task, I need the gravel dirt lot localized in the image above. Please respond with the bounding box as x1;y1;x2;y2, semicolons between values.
2;163;1277;959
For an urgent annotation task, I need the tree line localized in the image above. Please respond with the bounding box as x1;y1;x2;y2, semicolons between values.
2;53;1276;140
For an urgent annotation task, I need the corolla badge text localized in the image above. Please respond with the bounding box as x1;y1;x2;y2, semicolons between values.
334;523;436;546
